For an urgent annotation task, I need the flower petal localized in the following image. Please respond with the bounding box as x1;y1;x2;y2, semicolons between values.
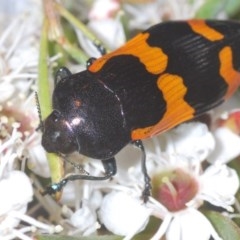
88;0;120;20
27;145;50;178
70;202;98;235
0;81;15;102
200;165;239;210
162;122;215;163
0;171;33;234
99;191;151;237
166;209;217;240
0;171;33;215
208;127;240;164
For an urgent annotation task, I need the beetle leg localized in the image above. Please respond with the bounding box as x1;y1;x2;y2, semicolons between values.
93;41;107;56
101;157;117;177
42;158;117;195
133;140;152;202
86;57;97;69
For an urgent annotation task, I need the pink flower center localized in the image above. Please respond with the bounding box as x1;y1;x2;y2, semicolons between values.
152;168;199;212
0;107;35;140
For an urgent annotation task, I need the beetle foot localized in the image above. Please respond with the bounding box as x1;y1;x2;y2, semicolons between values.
41;179;68;195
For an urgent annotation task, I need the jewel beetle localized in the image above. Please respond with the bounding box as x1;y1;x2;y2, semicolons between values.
41;19;240;201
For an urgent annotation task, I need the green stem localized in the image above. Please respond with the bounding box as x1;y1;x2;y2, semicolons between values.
38;18;51;119
37;17;63;199
55;2;110;53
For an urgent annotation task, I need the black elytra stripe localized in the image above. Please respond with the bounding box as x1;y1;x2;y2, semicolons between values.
206;20;240;72
94;54;167;130
145;21;230;116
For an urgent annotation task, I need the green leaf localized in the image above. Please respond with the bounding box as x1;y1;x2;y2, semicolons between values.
203;210;240;240
195;0;240;18
225;0;240;16
132;216;162;240
195;0;228;18
228;156;240;180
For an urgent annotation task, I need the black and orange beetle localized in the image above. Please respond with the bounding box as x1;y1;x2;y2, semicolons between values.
41;19;240;201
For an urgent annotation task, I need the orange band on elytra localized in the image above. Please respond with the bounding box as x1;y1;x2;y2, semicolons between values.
131;73;195;140
219;46;240;99
89;33;168;75
188;20;224;41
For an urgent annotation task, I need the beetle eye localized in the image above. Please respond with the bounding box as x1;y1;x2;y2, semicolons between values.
52;111;60;122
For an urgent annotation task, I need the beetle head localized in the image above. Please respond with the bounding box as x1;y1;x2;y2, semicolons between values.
42;110;79;154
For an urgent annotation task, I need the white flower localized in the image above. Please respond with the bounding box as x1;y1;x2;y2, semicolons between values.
147;124;239;239
99;191;151;239
88;0;120;20
74;0;124;57
165;0;205;20
0;81;15;103
208;109;240;164
97;122;239;239
163;208;221;240
26;133;50;178
69;201;100;236
75;16;125;58
101;155;238;240
208;127;240;164
0;1;60;239
199;164;239;211
88;19;126;51
157;122;215;162
148;162;238;240
124;1;165;29
0;170;33;237
123;0;205;30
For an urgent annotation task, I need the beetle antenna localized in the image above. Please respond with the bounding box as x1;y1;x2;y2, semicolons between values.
63;155;90;175
35;91;44;132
